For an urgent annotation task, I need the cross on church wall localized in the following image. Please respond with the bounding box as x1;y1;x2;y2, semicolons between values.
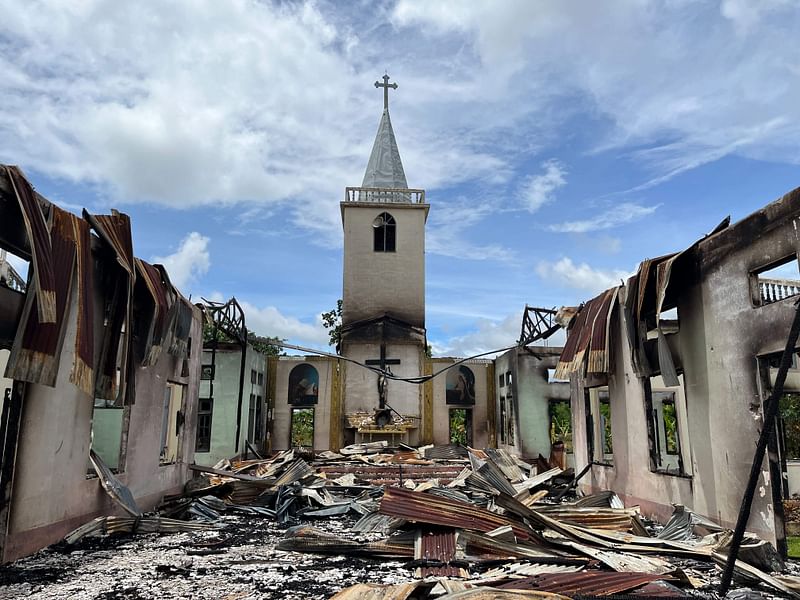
365;343;401;409
365;343;401;372
374;74;398;110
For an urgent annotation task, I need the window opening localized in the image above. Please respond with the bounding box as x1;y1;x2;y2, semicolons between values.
90;403;125;472
160;382;185;464
196;397;213;453
247;394;264;444
507;400;515;446
373;212;396;252
499;396;506;444
752;255;800;307
644;374;690;475
586;386;612;464
549;399;573;453
248;392;256;442
780;393;800;460
547;368;569;383
290;407;314;449
449;408;473;446
599;393;612;457
662;398;679;455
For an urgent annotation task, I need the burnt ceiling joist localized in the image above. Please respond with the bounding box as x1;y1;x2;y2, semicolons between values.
518;305;559;347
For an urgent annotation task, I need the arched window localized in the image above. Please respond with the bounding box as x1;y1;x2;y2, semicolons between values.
446;365;476;405
288;364;319;405
373;212;396;252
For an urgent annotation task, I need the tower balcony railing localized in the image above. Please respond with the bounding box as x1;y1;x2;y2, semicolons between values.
760;277;800;305
344;187;426;204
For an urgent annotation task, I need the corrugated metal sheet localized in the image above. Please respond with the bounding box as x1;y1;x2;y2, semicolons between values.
417;530;463;578
476;461;518;496
424;445;469;460
534;506;641;532
498;571;668;595
273;459;314;486
513;467;563;495
485;448;525;482
352;511;403;534
379;486;531;540
478;561;584;586
459;530;584;562
574;491;623;508
329;582;425;600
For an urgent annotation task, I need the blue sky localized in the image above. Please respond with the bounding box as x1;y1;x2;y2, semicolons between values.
2;0;799;356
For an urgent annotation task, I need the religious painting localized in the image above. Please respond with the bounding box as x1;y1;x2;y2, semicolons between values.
446;365;476;405
288;364;319;406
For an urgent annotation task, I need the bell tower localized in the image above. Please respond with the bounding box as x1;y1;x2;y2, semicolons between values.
339;75;428;443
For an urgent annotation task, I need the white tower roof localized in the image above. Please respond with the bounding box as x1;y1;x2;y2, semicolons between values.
361;108;408;190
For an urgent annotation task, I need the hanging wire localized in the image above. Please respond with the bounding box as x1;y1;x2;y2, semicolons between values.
272;341;520;385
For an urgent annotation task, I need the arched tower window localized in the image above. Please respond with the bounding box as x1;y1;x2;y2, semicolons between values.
373;212;396;252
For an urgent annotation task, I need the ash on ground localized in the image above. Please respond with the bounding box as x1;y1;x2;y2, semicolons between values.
0;515;412;600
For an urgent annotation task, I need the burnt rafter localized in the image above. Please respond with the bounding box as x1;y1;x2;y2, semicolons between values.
201;297;247;345
518;305;559;347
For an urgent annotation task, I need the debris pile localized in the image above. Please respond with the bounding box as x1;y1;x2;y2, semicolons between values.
35;445;800;598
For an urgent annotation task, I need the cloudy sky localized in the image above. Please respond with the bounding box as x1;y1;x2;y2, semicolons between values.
2;0;800;356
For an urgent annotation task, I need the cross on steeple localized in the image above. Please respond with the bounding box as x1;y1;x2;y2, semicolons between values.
374;73;398;110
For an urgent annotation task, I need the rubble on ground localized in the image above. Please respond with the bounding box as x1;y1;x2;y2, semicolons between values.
2;444;800;599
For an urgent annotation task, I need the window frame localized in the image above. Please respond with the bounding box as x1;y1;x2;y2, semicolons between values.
643;375;692;477
195;397;213;453
585;385;613;466
373;212;397;253
750;254;800;308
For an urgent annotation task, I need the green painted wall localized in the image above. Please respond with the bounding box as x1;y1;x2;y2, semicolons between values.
91;408;123;469
514;352;555;460
195;344;266;466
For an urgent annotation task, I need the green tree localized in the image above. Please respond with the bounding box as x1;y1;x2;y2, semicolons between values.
291;409;314;447
321;299;342;350
202;323;285;356
781;393;800;459
449;409;467;445
549;401;573;452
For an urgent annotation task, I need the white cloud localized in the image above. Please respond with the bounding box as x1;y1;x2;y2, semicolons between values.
392;1;800;182
548;202;659;233
152;232;210;294
0;1;517;248
237;301;330;349
720;0;794;33
434;312;522;358
518;160;567;212
536;257;631;295
426;197;515;261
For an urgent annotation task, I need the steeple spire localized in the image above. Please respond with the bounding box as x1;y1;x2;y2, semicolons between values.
362;73;408;191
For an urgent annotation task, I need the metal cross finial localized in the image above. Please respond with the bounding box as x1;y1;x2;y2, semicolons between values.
374;73;398;110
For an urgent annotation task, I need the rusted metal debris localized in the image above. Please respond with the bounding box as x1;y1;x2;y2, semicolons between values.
89;449;142;517
497;571;672;595
58;444;800;599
